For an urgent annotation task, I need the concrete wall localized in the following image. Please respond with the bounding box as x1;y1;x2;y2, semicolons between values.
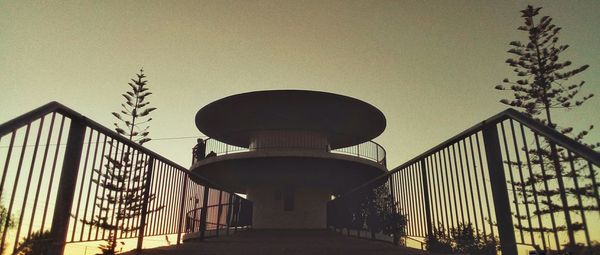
247;185;330;229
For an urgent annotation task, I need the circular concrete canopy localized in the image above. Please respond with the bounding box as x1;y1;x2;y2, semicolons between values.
195;90;386;149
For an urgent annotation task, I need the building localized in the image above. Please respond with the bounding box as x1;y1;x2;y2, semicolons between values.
191;90;387;229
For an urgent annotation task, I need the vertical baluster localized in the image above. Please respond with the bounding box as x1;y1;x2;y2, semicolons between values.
567;151;590;246
533;133;560;249
14;118;45;250
420;159;432;238
475;133;494;238
29;113;56;238
2;123;31;253
41;116;66;234
176;174;188;245
519;124;546;250
499;122;524;243
80;131;101;241
69;128;93;242
509;120;534;245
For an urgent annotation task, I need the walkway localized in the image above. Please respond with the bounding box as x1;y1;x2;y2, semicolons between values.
133;230;427;255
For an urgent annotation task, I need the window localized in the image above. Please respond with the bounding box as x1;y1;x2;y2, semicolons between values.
274;189;282;200
283;187;294;211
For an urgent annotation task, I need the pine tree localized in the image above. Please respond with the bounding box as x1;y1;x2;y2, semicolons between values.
495;5;599;250
83;69;161;254
112;68;156;145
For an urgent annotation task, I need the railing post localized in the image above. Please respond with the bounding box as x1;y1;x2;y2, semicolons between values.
226;194;233;236
482;125;518;255
388;174;399;245
420;159;433;239
199;187;210;240
216;190;223;237
48;119;86;255
136;156;154;251
176;174;189;245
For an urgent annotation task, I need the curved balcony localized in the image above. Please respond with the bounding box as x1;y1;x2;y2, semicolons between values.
192;137;386;167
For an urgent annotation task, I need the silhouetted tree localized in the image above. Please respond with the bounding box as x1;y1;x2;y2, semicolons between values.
425;225;454;253
82;69;162;254
495;5;598;249
112;68;156;145
13;230;51;255
426;224;498;255
0;195;14;255
363;185;407;245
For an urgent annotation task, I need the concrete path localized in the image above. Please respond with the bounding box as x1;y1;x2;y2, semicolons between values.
131;230;427;255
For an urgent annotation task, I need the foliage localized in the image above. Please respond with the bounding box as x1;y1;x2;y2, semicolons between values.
495;5;593;124
112;69;156;145
0;195;15;255
425;225;453;253
364;185;407;244
564;242;600;255
97;232;124;255
82;69;162;254
338;184;407;244
426;224;498;255
495;5;599;248
14;231;52;255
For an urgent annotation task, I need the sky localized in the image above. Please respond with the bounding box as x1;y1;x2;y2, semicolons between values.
1;1;600;254
1;1;599;169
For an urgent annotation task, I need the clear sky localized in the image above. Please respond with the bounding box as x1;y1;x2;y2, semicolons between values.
1;1;599;169
1;1;599;254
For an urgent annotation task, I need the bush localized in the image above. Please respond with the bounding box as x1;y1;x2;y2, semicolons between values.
426;223;498;255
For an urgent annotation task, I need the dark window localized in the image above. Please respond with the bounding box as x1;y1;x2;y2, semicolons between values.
274;189;282;200
283;187;294;211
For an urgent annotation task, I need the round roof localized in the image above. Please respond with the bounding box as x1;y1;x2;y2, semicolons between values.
195;90;386;148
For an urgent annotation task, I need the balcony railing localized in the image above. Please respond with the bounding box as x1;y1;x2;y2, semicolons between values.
0;102;252;255
327;109;600;254
183;199;252;238
192;137;386;166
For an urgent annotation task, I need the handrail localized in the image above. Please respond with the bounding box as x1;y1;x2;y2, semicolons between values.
0;101;235;192
0;101;254;254
193;136;387;166
342;108;600;196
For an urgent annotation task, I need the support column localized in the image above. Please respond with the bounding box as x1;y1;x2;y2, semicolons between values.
199;187;210;240
482;125;518;255
421;159;433;238
48;119;86;255
137;156;154;250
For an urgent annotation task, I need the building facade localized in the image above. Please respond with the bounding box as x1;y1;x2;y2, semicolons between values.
191;90;387;228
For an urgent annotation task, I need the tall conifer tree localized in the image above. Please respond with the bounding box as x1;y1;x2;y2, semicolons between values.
495;5;598;250
83;69;162;254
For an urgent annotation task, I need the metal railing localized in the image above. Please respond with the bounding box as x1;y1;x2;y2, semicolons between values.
192;137;386;166
184;198;252;239
327;108;600;254
0;102;252;255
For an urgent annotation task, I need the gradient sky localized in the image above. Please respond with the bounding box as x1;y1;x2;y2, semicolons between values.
1;0;599;170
